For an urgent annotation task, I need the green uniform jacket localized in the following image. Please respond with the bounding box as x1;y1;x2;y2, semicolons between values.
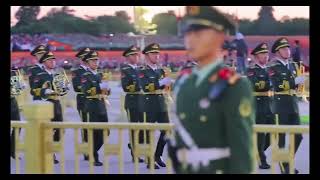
28;65;45;100
247;64;273;114
71;66;88;93
173;62;255;174
120;64;142;110
71;66;88;110
139;65;167;112
33;70;64;124
267;59;299;114
34;71;55;100
80;70;109;117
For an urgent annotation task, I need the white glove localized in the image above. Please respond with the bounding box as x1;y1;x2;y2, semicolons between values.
99;82;109;90
294;76;305;85
67;83;71;89
159;77;173;86
45;89;55;95
20;82;26;89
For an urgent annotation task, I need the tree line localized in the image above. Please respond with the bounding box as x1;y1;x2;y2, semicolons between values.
11;6;309;36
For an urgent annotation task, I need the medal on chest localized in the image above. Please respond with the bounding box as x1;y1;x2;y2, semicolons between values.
199;98;210;109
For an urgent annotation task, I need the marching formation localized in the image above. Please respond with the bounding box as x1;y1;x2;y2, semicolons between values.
10;6;307;174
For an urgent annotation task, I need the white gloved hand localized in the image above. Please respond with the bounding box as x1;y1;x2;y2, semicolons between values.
67;83;71;89
159;77;173;86
295;76;305;85
20;82;26;89
45;89;55;95
99;82;109;90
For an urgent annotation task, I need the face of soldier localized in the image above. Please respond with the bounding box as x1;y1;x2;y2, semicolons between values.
277;47;291;59
230;49;237;59
88;59;99;70
81;61;88;66
184;28;224;62
222;49;228;58
35;53;44;60
146;53;159;64
256;52;269;65
127;53;139;65
222;49;229;62
44;59;56;69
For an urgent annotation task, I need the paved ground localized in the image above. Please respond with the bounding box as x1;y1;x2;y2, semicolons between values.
11;81;309;174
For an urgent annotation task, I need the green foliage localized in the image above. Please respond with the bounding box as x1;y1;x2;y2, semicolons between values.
12;6;135;35
239;6;309;35
93;15;135;34
115;10;131;22
15;6;40;27
152;13;177;35
11;6;309;36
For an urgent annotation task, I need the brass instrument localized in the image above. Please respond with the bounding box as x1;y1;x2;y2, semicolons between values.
52;68;70;96
11;69;25;97
99;70;112;106
162;66;174;104
296;61;308;101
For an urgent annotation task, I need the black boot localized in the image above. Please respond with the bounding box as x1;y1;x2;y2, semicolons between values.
128;143;144;163
131;154;144;163
94;161;103;166
146;157;160;169
94;153;103;166
147;163;160;169
280;163;299;174
84;155;89;161
155;156;166;167
53;154;59;164
259;161;270;169
11;153;21;160
11;151;15;159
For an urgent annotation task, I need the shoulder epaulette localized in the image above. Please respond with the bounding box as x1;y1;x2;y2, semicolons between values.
29;65;40;70
121;66;130;70
266;60;280;68
139;66;146;70
70;67;78;72
248;65;256;69
36;72;47;76
207;67;240;100
83;72;91;76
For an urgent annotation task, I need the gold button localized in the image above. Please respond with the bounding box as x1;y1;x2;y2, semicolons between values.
200;115;207;122
179;113;186;120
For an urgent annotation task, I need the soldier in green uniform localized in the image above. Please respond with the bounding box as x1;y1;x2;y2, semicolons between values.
10;68;25;159
182;60;198;71
168;6;255;174
35;51;65;164
222;41;230;66
173;60;198;93
227;44;238;70
71;47;91;161
120;45;144;163
246;43;274;169
139;43;173;169
80;51;110;166
268;37;304;174
222;41;237;70
28;45;48;101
